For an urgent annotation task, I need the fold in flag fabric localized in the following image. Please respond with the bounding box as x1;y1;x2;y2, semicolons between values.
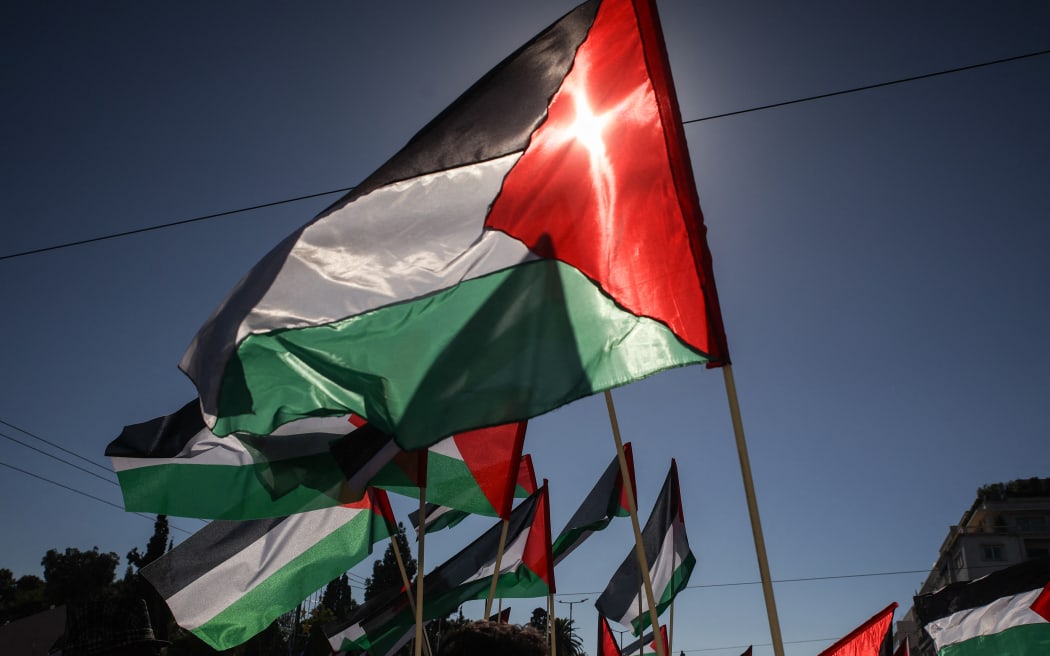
141;488;395;651
106;399;383;519
552;442;634;566
913;556;1050;656
326;485;554;655
598;615;622;656
596;459;694;634
621;624;668;656
180;0;730;447
372;421;526;521
410;453;537;535
488;607;512;624
817;602;897;656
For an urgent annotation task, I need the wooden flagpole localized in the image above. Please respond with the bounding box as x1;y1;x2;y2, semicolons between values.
548;593;558;656
604;390;666;656
483;519;511;618
723;364;785;656
390;531;432;656
413;489;427;656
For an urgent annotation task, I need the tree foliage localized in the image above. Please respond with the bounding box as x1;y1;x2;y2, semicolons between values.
127;515;170;570
41;546;119;606
364;523;415;603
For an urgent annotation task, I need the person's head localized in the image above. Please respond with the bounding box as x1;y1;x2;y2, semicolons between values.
437;620;548;656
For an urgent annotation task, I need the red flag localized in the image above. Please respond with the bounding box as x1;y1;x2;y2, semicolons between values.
739;647;752;656
818;603;897;656
488;607;511;624
598;615;621;656
892;639;909;656
1032;581;1050;622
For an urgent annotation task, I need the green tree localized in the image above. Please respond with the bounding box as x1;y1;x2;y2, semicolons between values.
41;547;119;605
553;617;585;656
127;515;170;570
364;523;416;603
0;569;46;622
321;573;359;620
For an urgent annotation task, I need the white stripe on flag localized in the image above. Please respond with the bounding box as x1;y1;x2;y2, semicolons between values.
925;588;1045;650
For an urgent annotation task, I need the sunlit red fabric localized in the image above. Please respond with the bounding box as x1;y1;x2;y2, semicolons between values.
453;421;527;518
521;483;555;592
597;615;621;656
486;0;728;362
817;602;897;656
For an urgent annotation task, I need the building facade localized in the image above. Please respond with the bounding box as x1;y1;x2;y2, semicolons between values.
896;477;1050;655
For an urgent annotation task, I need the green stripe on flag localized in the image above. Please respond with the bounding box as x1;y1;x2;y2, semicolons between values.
214;260;710;445
191;510;390;650
939;623;1050;656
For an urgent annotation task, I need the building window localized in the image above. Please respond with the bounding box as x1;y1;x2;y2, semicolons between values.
981;544;1005;561
953;552;964;571
1016;516;1047;532
1028;547;1050;559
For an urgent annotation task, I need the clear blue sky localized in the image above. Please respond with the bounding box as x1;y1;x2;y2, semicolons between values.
2;2;1048;655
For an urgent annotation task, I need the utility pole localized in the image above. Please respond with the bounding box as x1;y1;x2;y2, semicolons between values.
556;597;589;625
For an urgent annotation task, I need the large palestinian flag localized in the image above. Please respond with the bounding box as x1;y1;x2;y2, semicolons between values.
326;485;554;655
914;557;1050;656
596;459;694;634
180;0;729;447
141;488;394;651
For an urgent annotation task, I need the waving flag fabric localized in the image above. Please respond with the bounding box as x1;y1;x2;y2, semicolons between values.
817;603;896;656
411;453;537;535
141;488;394;650
598;615;622;656
596;459;694;634
914;557;1050;656
621;624;668;656
106;400;380;519
180;0;729;447
552;443;634;565
326;485;554;655
373;421;526;520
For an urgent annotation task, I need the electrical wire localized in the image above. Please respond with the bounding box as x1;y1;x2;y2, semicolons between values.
0;458;194;535
1;47;1046;263
0;417;115;475
0;429;118;487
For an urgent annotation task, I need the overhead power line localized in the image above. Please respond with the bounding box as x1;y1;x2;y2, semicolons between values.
684;47;1050;124
0;429;118;487
1;47;1046;263
0;417;115;475
0;459;194;535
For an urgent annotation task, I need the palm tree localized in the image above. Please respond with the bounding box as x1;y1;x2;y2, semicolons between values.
553;617;585;656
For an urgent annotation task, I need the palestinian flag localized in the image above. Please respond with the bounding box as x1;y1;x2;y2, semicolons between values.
180;0;730;447
552;442;634;565
105;400;387;519
489;607;512;623
817;602;896;656
373;421;526;520
596;459;694;634
410;453;537;535
621;624;668;656
326;485;554;655
598;615;622;656
141;488;394;651
914;557;1050;656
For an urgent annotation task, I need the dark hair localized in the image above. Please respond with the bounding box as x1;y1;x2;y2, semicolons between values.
438;621;548;656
